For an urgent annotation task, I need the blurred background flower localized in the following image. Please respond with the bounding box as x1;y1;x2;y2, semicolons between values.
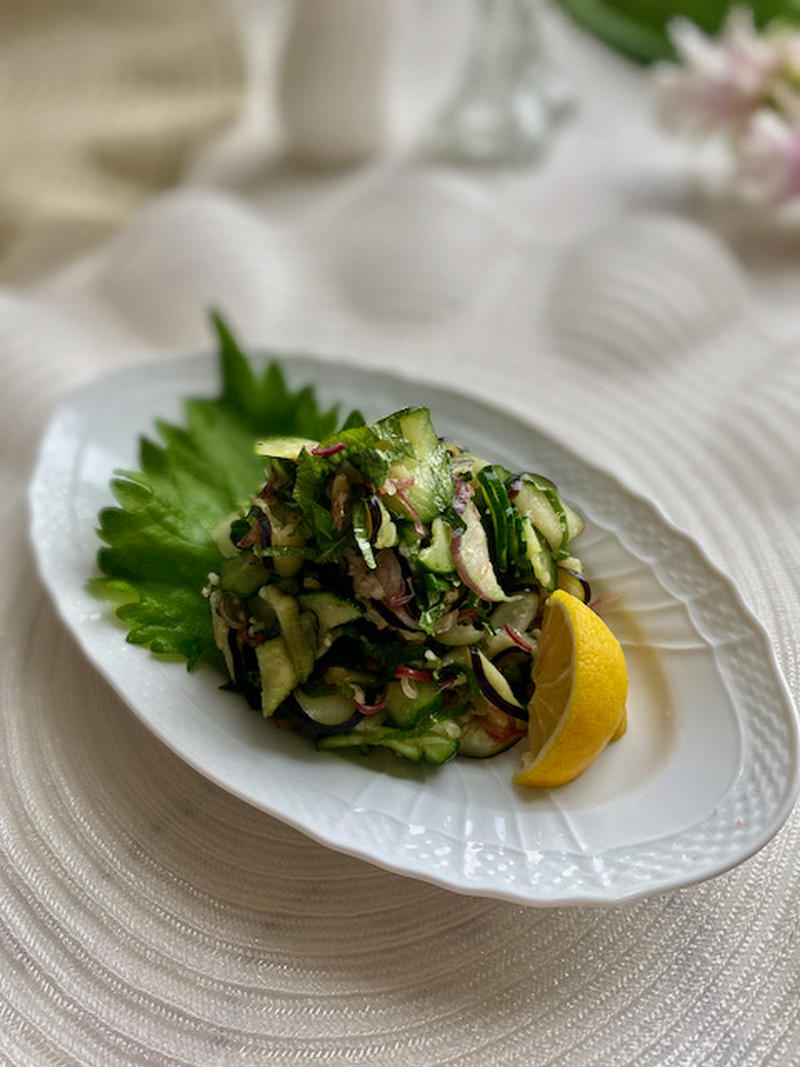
653;6;800;206
654;10;781;136
735;108;800;203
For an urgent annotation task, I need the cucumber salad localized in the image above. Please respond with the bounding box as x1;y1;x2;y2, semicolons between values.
207;406;589;766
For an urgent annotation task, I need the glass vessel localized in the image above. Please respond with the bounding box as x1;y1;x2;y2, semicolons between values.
426;0;572;165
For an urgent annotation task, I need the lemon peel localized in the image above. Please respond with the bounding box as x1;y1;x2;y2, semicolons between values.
514;589;628;788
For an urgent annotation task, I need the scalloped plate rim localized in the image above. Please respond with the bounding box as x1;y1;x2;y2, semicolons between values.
28;349;800;906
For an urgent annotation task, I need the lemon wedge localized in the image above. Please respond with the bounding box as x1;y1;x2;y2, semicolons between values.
513;589;628;788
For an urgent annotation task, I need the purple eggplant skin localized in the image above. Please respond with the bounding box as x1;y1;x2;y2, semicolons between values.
372;600;421;633
284;698;366;736
491;647;534;709
557;567;591;604
469;647;526;718
254;509;272;549
394;549;418;594
227;631;262;709
366;496;383;543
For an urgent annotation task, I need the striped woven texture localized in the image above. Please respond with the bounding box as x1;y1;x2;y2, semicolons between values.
0;0;243;283
1;180;799;1065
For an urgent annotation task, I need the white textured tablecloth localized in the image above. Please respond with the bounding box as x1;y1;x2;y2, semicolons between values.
3;7;800;1066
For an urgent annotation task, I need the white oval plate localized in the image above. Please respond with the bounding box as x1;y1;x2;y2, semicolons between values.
29;353;800;905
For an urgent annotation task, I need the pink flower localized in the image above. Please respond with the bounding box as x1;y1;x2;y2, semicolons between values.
734;108;800;203
769;23;800;75
654;8;781;136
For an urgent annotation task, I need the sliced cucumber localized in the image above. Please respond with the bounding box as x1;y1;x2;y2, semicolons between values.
259;585;316;683
418;517;455;574
384;679;442;728
451;501;514;603
213;512;242;559
256;636;298;716
436;619;484;646
458;714;527;757
209;395;597;770
209;591;237;679
374;407;454;524
492;647;535;706
421;732;461;764
298;591;364;637
507;508;525;574
562;500;585;540
520;517;557;592
511;477;565;555
254;436;318;460
319;721;460;765
482;591;539;657
247;592;279;632
472;648;525;711
487;591;540;630
210;591;270;708
371;496;398;549
219;554;271;597
265;509;307;579
476;465;516;573
557;566;591;604
294;687;357;726
352;500;376;569
441;646;472;670
383;731;460;764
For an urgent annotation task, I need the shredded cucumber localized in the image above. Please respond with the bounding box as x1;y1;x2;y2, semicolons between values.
210;405;589;768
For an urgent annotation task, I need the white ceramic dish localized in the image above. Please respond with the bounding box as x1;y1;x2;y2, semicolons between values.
29;352;800;906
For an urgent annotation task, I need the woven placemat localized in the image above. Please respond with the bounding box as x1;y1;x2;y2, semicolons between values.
2;181;799;1064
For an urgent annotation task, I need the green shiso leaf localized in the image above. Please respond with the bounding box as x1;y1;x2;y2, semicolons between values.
291;423;396;559
91;312;357;667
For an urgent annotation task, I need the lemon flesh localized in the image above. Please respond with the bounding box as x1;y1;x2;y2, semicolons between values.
513;589;628;789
